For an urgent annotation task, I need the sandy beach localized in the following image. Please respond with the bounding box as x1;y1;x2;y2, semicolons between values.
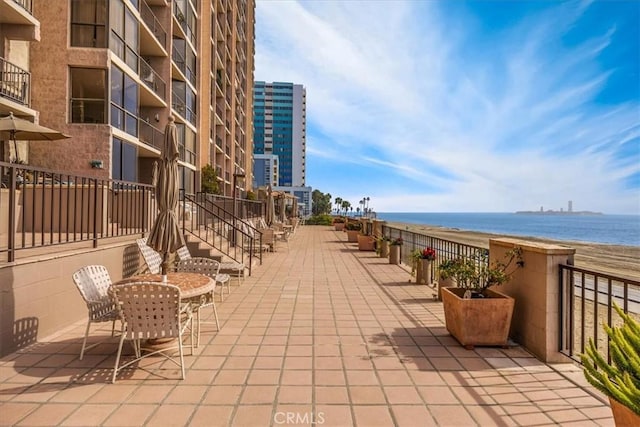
387;221;640;281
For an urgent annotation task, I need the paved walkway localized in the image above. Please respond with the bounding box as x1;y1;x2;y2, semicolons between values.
0;226;614;426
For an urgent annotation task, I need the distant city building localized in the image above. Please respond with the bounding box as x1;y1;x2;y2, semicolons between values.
253;82;306;187
253;81;311;215
253;153;279;188
273;185;313;218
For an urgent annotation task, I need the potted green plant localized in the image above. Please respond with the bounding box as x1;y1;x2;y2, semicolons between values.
333;217;346;231
436;258;458;300
440;247;523;349
581;303;640;426
389;237;402;265
345;222;362;242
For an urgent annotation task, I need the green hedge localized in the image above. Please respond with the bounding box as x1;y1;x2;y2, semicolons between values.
305;214;333;225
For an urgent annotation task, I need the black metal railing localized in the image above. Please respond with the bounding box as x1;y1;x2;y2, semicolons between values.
381;224;488;283
182;191;260;274
559;264;640;363
0;57;30;106
0;162;155;263
140;57;166;99
139;0;167;49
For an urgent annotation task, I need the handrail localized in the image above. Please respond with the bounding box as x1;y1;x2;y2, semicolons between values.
0;161;155;263
381;224;488;286
181;191;259;274
558;264;640;364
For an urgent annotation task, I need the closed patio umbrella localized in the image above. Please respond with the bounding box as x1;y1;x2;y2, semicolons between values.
0;112;70;162
147;116;185;280
266;185;275;226
278;195;286;223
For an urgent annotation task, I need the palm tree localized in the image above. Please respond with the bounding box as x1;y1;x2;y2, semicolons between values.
334;197;342;214
341;200;351;216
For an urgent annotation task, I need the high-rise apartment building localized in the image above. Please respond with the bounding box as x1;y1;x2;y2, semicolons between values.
253;81;306;187
253;81;311;216
4;0;255;196
0;0;41;161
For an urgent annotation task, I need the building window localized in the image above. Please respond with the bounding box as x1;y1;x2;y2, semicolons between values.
70;68;107;123
112;137;137;181
110;0;139;72
110;66;138;137
71;0;107;48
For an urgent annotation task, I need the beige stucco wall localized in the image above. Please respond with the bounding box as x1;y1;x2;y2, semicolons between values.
0;239;142;357
490;238;576;363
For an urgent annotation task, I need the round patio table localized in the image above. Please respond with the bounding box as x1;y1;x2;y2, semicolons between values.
115;272;215;300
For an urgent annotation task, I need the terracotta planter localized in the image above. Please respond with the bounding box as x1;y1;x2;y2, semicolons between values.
389;245;401;264
441;287;515;349
422;259;433;285
609;397;640;427
379;240;389;258
346;230;359;242
357;234;375;251
437;277;455;300
334;223;345;231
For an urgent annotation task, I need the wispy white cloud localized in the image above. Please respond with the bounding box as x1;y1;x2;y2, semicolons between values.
255;0;640;214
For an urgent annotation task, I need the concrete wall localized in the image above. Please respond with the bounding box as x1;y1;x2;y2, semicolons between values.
0;239;142;357
490;237;576;363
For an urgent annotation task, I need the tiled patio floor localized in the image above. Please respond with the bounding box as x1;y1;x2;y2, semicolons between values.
1;226;614;426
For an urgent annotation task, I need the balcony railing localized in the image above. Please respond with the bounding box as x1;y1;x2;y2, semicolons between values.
139;0;167;49
0;162;155;263
171;44;196;87
559;265;640;364
138;119;163;150
0;57;30;106
171;91;197;126
139;57;166;99
11;0;33;13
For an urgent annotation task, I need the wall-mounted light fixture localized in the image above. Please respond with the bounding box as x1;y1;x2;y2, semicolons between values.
90;160;104;169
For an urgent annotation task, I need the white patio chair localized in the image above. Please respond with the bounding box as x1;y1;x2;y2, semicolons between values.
110;281;193;383
72;265;121;360
175;244;231;301
175;257;222;346
136;238;162;274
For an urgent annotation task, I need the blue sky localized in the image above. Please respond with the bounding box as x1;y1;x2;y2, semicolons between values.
254;0;640;214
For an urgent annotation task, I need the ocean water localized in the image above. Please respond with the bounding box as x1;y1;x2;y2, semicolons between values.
376;212;640;247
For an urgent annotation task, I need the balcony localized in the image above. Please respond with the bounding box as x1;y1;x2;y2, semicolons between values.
171;91;196;126
0;57;30;107
139;0;168;55
0;0;39;41
171;42;196;87
138;119;163;150
139;57;166;105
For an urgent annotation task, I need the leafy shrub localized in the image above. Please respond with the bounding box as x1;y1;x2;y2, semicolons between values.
306;214;333;225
